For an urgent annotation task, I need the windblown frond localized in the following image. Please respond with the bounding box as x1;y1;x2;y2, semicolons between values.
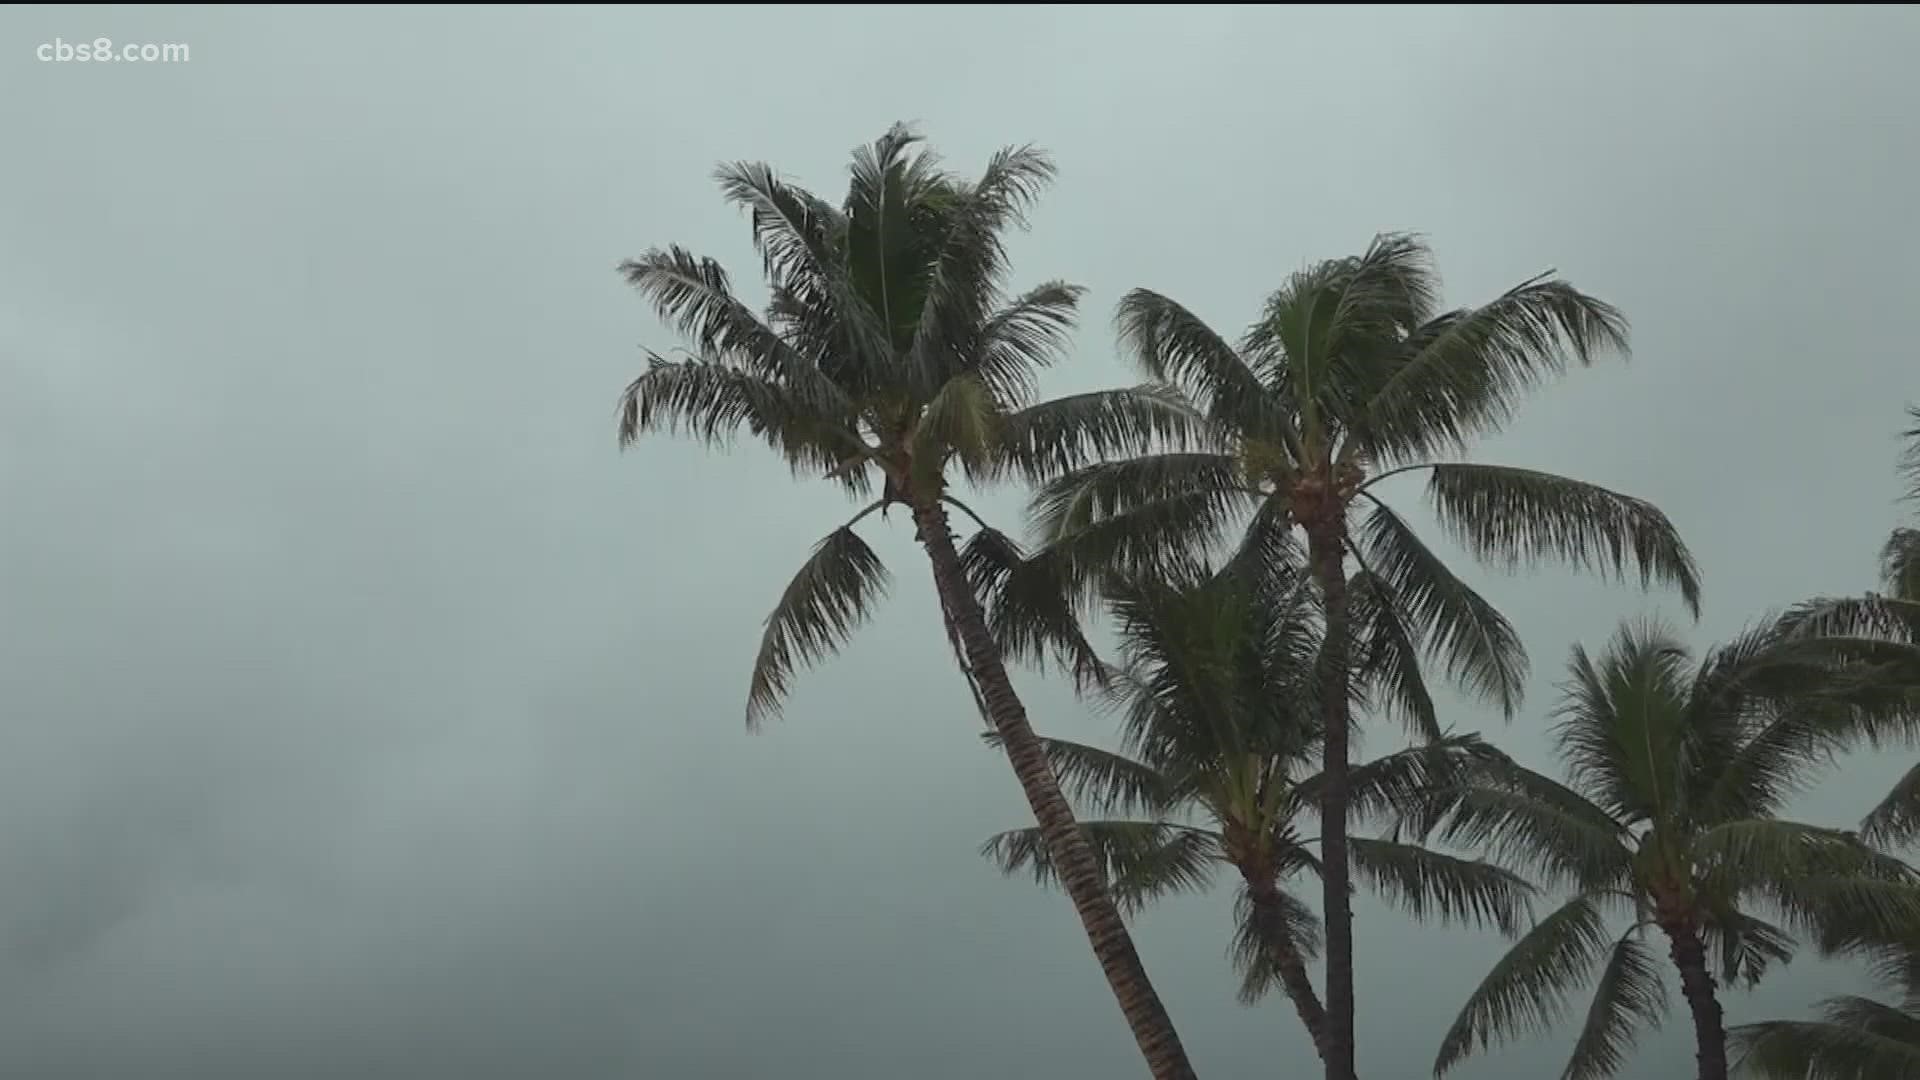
1030;455;1258;584
1556;927;1667;1080
980;734;1175;818
1422;464;1703;617
967;280;1084;402
1700;907;1798;990
1884;529;1920;604
1229;884;1326;1004
1862;763;1920;848
1357;276;1629;464
1321;734;1509;827
1434;892;1616;1076
996;385;1208;484
1411;758;1634;892
980;821;1220;915
914;372;1004;479
1348;837;1536;935
1115;288;1296;446
959;526;1108;688
1732;1014;1920;1079
1345;569;1442;741
1353;497;1528;716
746;519;891;726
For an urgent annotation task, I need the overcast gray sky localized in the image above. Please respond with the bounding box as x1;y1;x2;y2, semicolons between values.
3;5;1917;1078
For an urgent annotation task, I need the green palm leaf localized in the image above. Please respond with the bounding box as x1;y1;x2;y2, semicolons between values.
1883;529;1920;603
1229;883;1326;1004
967;280;1085;402
1357;275;1629;464
1348;837;1536;935
979;734;1176;818
980;820;1221;915
1434;892;1617;1076
995;385;1209;484
1114;288;1294;447
1352;496;1528;716
1733;1016;1920;1079
1559;928;1667;1080
1420;463;1703;616
746;516;891;726
1862;763;1920;848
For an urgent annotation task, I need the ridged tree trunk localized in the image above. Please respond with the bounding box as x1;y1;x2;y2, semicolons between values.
1661;917;1729;1080
1245;874;1333;1063
911;499;1200;1080
1306;521;1357;1080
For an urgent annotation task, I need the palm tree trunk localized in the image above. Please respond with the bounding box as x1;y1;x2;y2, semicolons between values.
911;499;1200;1080
1660;918;1729;1080
1247;877;1333;1063
1306;522;1357;1080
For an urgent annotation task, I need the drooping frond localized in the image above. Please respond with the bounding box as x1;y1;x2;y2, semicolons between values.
1353;496;1528;716
1700;907;1798;990
1885;529;1920;604
967;280;1084;403
746;518;891;727
1421;464;1703;617
1863;762;1920;848
995;385;1209;485
1434;892;1616;1076
979;821;1220;915
1115;288;1297;447
1229;883;1326;1005
980;733;1175;818
1410;757;1634;893
1696;819;1912;903
1030;454;1258;584
1558;927;1667;1080
1314;734;1508;827
1345;569;1442;741
1348;837;1536;936
1767;860;1920;956
959;526;1108;689
1356;275;1629;465
1732;1015;1920;1079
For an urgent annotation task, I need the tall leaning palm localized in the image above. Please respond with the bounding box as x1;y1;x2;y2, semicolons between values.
979;566;1534;1063
614;125;1204;1080
1415;619;1920;1080
1029;234;1701;1080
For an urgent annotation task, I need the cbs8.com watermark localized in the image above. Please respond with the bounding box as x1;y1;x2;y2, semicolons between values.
37;37;190;64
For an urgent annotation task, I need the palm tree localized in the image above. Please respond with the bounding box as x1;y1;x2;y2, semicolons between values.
978;564;1534;1062
613;125;1206;1079
1731;939;1920;1079
1414;619;1920;1080
1021;233;1702;1080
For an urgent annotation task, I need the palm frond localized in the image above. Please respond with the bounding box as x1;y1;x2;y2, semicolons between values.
967;280;1084;403
959;526;1109;690
1229;883;1326;1004
1863;763;1920;848
1411;758;1634;893
1700;907;1798;990
1348;837;1536;936
746;518;891;726
1345;568;1443;742
994;385;1210;485
907;143;1059;395
1357;276;1629;464
1552;620;1692;828
980;733;1175;818
1421;464;1703;617
1434;892;1616;1076
1880;528;1920;606
1115;288;1297;447
1559;927;1667;1080
913;371;1004;481
980;820;1220;916
1901;405;1920;504
1732;1016;1920;1079
1352;497;1528;716
1314;734;1509;827
1030;455;1257;585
